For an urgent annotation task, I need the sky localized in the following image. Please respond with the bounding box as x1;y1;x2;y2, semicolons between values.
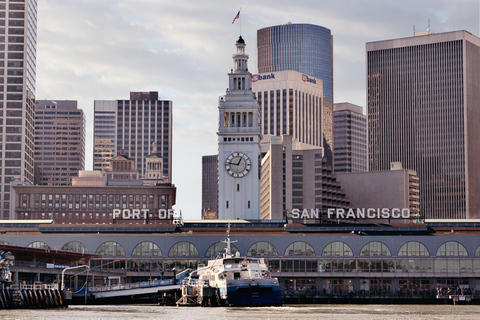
35;0;479;220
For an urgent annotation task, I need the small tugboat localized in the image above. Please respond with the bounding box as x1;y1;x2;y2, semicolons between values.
177;226;282;307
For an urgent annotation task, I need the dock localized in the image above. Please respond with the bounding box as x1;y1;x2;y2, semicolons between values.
72;269;189;304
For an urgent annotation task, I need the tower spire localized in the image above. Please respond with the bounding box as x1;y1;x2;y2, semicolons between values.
217;36;261;220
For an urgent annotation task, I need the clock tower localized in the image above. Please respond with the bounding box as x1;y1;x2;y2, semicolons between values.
217;36;261;220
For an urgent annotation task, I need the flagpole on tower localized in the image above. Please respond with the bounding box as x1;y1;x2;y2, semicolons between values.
232;8;241;35
240;7;242;35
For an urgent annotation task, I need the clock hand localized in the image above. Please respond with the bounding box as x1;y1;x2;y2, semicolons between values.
235;158;242;165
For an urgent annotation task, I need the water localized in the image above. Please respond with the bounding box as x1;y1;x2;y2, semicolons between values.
0;304;478;320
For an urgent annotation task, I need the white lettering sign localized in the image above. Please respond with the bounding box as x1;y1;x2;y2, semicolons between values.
327;208;410;219
290;209;320;219
113;208;178;220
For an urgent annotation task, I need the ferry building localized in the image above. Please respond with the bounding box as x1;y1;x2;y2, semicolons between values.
1;218;480;300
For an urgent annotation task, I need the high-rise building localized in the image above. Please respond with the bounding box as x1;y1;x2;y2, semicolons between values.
93;101;116;172
0;1;37;219
367;30;480;219
201;155;218;219
34;100;85;185
257;23;334;166
260;135;349;220
217;36;261;220
333;103;367;173
93;92;172;181
252;70;323;149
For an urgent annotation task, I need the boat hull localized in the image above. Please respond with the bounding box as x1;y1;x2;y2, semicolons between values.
225;283;282;307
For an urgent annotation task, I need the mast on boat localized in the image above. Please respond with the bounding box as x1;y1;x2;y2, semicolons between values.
222;223;237;257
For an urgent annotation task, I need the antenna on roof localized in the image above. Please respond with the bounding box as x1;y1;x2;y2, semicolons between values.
413;24;415;35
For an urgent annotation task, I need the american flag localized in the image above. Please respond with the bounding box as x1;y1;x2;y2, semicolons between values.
232;10;240;24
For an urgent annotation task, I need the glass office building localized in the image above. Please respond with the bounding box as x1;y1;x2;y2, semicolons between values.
0;0;37;219
367;30;480;219
258;23;333;102
257;23;334;166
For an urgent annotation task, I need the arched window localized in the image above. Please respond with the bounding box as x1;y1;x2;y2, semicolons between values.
475;246;480;257
0;241;10;245
284;241;315;257
360;241;391;257
61;241;89;253
132;241;162;257
398;241;429;257
168;241;199;257
27;241;50;250
436;241;468;256
96;241;126;257
322;241;353;257
205;242;239;258
247;241;278;257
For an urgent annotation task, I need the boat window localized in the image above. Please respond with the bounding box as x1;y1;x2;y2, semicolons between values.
234;272;241;279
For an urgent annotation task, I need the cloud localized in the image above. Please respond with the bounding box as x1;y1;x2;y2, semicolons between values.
36;0;479;219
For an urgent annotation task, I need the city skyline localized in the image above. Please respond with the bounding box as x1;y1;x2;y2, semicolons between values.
35;0;479;219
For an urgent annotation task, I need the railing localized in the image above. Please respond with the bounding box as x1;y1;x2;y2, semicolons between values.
87;278;175;293
181;279;209;287
12;283;59;290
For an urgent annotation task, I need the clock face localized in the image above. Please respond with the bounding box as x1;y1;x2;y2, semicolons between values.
225;152;251;178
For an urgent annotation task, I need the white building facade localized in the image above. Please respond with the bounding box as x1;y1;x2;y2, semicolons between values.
252;71;323;149
217;36;261;220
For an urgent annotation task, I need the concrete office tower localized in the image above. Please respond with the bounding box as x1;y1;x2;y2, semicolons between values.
34;100;85;186
217;36;261;220
367;30;480;219
260;135;349;220
257;23;334;166
252;71;323;149
93;92;172;181
333;103;367;173
0;1;37;219
201;155;218;219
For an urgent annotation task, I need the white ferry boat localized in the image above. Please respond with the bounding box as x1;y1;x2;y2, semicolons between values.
178;227;282;307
